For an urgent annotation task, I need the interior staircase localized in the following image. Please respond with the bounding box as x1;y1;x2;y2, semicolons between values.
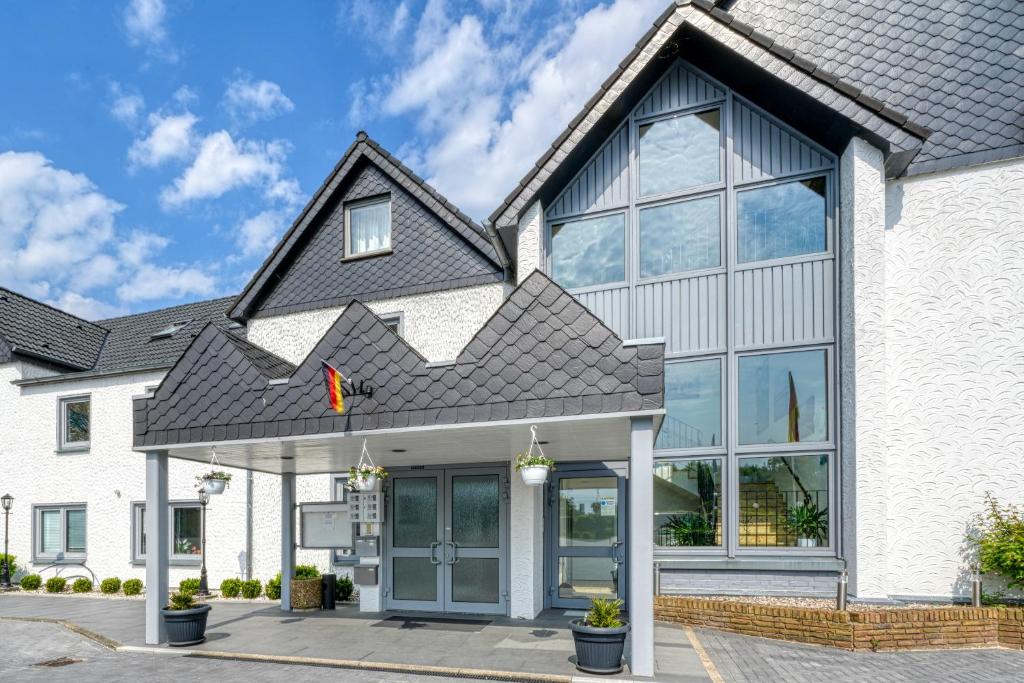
738;480;791;547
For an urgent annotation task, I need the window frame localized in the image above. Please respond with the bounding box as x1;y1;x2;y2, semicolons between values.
656;355;727;454
546;208;629;292
379;312;404;337
131;501;203;566
653;455;727;556
57;394;91;452
32;503;87;563
635;104;726;202
637;189;726;282
331;475;359;565
734;172;834;267
343;194;392;260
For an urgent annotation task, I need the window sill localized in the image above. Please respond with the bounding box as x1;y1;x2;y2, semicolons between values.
655;556;844;572
32;557;87;565
131;558;202;567
55;446;90;454
341;248;393;263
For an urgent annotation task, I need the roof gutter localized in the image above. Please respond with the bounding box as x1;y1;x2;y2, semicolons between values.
13;363;171;387
9;345;91;372
482;220;513;275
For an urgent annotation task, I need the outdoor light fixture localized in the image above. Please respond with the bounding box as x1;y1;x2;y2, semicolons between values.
835;569;848;611
197;490;210;596
971;564;982;607
1;493;13;588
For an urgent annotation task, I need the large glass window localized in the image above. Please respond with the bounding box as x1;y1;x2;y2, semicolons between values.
35;505;86;561
132;503;202;563
639;195;720;278
738;454;830;548
658;359;722;449
737;177;827;263
59;396;90;450
346;196;391;257
654;459;722;548
738;350;828;445
550;213;625;289
558;477;619;547
639;109;721;196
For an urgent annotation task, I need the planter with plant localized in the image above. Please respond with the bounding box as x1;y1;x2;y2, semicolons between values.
196;470;232;495
161;591;211;646
290;564;322;609
785;501;828;547
346;464;387;492
569;598;630;674
514;453;555;486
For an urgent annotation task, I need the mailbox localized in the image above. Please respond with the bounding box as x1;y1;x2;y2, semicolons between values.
355;535;379;557
353;565;378;586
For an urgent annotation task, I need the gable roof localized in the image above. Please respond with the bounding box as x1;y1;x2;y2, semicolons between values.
134;270;664;449
0;287;107;370
490;0;947;229
228;132;506;322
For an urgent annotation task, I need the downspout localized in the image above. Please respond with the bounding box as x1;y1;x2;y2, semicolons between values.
245;471;254;581
483;220;514;282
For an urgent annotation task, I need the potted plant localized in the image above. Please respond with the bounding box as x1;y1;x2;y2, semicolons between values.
785;501;828;547
290;564;322;610
161;591;211;646
514;452;555;486
569;597;629;674
346;464;387;492
196;470;232;495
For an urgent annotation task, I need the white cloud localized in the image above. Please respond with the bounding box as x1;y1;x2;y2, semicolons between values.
109;82;146;125
159;131;295;207
123;0;178;63
235;209;290;258
223;74;295;123
128;111;199;169
54;291;128;320
343;0;412;52
116;264;216;303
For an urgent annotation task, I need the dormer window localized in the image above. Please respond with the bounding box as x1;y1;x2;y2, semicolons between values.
345;195;391;258
150;320;192;340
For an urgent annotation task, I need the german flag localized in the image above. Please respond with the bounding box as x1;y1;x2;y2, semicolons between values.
321;360;346;414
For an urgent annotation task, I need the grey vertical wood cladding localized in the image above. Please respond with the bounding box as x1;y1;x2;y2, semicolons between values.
634;62;725;118
635;273;728;353
573;286;630;338
732;99;830;184
548;125;630;220
734;259;834;348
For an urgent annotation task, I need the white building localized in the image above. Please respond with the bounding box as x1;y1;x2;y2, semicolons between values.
1;1;1022;674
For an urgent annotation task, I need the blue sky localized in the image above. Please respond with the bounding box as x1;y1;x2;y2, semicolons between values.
0;0;663;320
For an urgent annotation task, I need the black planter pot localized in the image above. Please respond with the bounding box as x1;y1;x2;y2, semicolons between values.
161;603;211;646
569;619;630;674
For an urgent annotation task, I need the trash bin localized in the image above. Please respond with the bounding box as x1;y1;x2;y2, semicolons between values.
321;573;337;610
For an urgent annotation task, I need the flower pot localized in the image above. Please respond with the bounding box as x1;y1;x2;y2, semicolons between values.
202;478;226;495
161;603;211;646
570;619;629;674
797;537;818;548
519;465;550;487
354;474;377;492
290;577;322;609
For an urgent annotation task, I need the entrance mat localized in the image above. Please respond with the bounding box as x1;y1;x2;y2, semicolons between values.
372;616;492;632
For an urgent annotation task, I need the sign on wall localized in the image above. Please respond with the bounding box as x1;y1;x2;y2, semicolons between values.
299;502;354;549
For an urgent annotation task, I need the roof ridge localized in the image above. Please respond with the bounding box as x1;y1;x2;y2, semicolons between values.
0;286;109;334
95;294;237;325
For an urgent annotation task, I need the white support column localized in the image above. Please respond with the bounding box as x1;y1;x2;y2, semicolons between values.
280;472;296;611
628;416;654;678
509;459;544;619
145;451;169;645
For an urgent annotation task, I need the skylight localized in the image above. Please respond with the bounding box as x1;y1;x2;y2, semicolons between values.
150;320;192;340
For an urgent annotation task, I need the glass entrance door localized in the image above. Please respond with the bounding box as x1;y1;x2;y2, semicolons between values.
386;467;507;615
548;468;627;609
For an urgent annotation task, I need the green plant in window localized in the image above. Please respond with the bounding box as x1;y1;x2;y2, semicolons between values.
584;598;624;628
969;494;1024;590
662;513;716;546
784;502;828;543
175;538;197;555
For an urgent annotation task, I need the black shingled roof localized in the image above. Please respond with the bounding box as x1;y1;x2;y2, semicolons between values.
0;287;107;370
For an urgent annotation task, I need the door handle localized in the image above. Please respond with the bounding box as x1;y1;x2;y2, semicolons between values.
611;540;625;566
429;541;442;565
446;540;459;565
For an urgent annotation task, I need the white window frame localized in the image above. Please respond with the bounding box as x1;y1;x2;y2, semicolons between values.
131;501;203;565
33;504;87;563
57;394;90;452
344;195;392;259
380;312;404;336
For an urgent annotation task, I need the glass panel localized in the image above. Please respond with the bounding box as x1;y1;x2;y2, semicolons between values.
558;557;619;600
65;509;86;553
559;477;618;547
451;475;499;548
639;109;721;196
138;507;146;557
738;454;830;548
658;359;722;449
348;199;391;254
393;557;437;601
40;510;61;554
640;195;720;277
333;478;348;503
738;177;826;262
64;399;90;444
738;350;828;445
550;213;625;290
452;558;499;604
172;507;201;557
393;477;437;548
654;459;723;547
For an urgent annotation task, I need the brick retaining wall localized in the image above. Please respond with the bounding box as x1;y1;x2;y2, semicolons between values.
655;596;1024;651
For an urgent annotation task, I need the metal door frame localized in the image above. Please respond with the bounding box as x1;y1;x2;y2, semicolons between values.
384;469;445;612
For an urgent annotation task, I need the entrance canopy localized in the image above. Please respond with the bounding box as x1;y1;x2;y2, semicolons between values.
132;271;664;473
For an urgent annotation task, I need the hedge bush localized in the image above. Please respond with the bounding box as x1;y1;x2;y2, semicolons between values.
100;577;122;594
336;575;354;602
45;577;67;593
20;574;41;591
265;573;281;600
0;553;16;577
72;578;93;593
241;579;262;599
220;578;242;598
123;578;144;596
179;577;201;594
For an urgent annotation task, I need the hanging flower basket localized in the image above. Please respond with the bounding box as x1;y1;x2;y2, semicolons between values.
196;471;232;495
514;426;555;486
347;465;387;492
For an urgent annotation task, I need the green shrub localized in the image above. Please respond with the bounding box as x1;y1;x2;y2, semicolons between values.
72;578;92;593
20;574;41;591
584;598;624;628
265;573;281;600
179;577;201;594
336;575;354;602
241;579;262;599
294;564;320;580
123;578;143;596
167;591;197;610
0;553;16;577
220;578;242;598
45;577;67;593
971;494;1024;590
100;577;122;594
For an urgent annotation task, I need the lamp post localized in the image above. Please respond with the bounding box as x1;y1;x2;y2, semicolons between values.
1;494;13;588
197;490;210;596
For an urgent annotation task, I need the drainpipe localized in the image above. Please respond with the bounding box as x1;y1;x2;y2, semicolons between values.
245;471;254;581
483;220;514;281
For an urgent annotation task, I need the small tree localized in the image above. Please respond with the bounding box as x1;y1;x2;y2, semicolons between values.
969;494;1024;590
